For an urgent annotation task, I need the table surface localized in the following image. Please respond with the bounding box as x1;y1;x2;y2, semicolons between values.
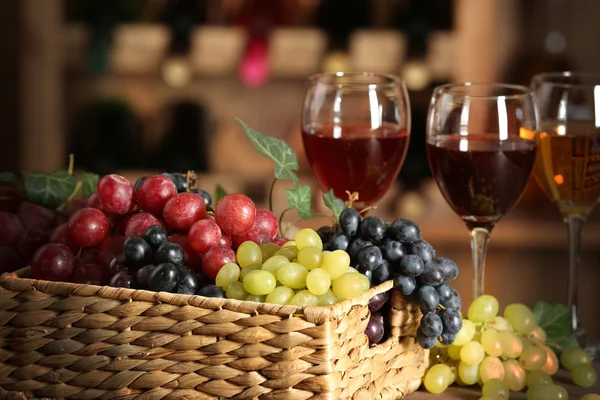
408;363;600;399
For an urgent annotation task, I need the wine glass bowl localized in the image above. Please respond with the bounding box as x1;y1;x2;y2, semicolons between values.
301;72;411;210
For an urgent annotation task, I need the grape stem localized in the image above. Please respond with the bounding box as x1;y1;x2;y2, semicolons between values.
269;178;278;213
67;154;74;176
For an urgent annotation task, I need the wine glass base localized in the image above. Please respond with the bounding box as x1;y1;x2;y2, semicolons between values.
575;329;600;360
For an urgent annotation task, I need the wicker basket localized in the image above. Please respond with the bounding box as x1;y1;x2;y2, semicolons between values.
0;267;427;400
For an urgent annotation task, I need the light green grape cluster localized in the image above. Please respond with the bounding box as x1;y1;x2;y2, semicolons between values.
215;228;369;306
424;294;598;399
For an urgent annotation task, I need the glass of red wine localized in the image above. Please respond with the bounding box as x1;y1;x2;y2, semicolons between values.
301;72;411;210
426;83;538;300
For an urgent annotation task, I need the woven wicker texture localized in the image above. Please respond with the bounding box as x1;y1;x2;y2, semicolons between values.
0;268;427;400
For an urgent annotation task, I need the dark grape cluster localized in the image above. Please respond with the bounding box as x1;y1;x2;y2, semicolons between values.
318;208;462;349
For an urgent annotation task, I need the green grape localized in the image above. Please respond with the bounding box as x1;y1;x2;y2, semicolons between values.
243;270;276;296
519;346;548;371
526;383;568;400
560;347;592;370
226;281;248;300
259;242;281;262
479;396;502;400
480;356;505;383
502;359;527;391
297;246;322;270
282;240;296;248
458;361;480;385
460;341;485;366
454;320;476;346
236;241;262;268
295;228;323;250
357;273;371;291
215;262;240;289
246;294;266;302
240;264;262;279
265;286;295;305
482;378;509;399
423;364;453;394
275;246;299;261
486;316;514;332
481;329;503;357
571;363;597;388
332;273;365;300
262;255;289;276
530;326;547;343
317;289;338;306
277;262;309;289
321;250;351;279
347;266;359;274
289;290;318;306
499;330;523;359
526;370;553;387
468;295;499;323
448;345;463;361
581;394;600;400
504;303;537;334
306;268;331;296
540;345;559;375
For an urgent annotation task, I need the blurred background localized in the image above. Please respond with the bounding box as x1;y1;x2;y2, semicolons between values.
0;0;598;333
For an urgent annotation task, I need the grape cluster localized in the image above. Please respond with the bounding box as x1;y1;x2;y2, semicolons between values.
318;208;462;348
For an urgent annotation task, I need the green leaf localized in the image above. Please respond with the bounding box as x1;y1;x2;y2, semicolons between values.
285;185;312;219
215;184;227;203
81;172;100;197
532;301;579;353
0;172;17;187
23;169;78;210
323;189;345;221
236;118;299;186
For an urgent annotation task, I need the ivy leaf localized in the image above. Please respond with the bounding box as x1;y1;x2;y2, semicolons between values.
81;172;100;198
236;118;299;186
285;185;312;219
23;170;78;210
215;184;227;203
532;301;579;354
323;189;345;221
0;172;17;187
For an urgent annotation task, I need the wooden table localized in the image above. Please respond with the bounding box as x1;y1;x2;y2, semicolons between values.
408;363;600;399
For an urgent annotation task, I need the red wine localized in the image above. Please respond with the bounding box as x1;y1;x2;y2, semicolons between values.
427;135;537;229
302;123;409;206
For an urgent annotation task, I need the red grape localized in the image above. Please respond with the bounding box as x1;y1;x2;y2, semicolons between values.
124;212;163;238
17;229;50;261
97;235;125;269
137;175;177;215
168;234;201;269
202;245;236;279
97;174;137;215
17;202;56;231
72;263;108;285
273;237;290;247
0;245;25;274
108;255;129;276
365;311;385;345
188;219;221;254
49;223;81;253
214;194;256;235
163;192;207;231
78;249;99;266
0;186;21;212
0;211;24;246
67;208;110;247
85;192;104;211
255;208;278;238
114;215;131;235
232;224;271;248
64;198;86;217
31;243;75;282
217;232;232;247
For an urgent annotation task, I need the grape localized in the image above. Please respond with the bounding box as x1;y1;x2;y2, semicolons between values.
441;289;462;310
448;345;462;361
0;245;25;274
253;208;278;238
143;225;168;249
332;272;365;299
581;395;600;400
371;259;392;286
418;260;444;286
244;294;265;302
571;363;597;387
265;286;295;305
357;246;383;271
31;243;75;282
389;218;422;243
482;378;509;399
519;346;548;370
175;266;200;295
316;226;332;243
435;283;453;304
217;233;233;248
188;219;222;254
259;242;280;262
188;188;211;207
214;193;256;235
163;192;207;231
339;208;361;236
530;326;547;343
17;229;49;261
168;234;201;269
240;264;261;280
460;341;485;365
135;265;153;288
243;270;276;296
108;256;129;277
540;345;559;375
272;237;291;247
440;331;457;345
170;172;188;192
282;241;296;248
358;265;373;283
365;312;384;345
0;186;21;212
17;202;55;231
277;262;308;289
398;254;424;277
423;364;452;394
379;239;406;264
67;208;109;248
436;257;459;281
134;176;146;192
347;266;359;274
124;213;164;238
441;308;462;335
357;273;371;292
499;330;523;359
321;250;350;279
526;384;568;400
85;192;104;211
295;228;323;250
317;289;338;306
407;240;435;262
328;231;350;251
71;263;108;285
96;235;124;269
109;269;136;288
147;263;178;292
0;211;24;246
417;285;440;313
560;347;592;370
156;242;184;267
393;274;416;296
417;329;437;349
226;281;248;300
458;361;480;385
215;263;240;289
232;224;272;247
467;295;499;323
297;246;322;270
97;174;137;214
289;290;318;306
481;329;503;357
454;319;476;346
480;356;505;382
360;216;386;241
504;303;537;334
420;312;443;338
198;284;225;298
137;175;177;215
503;359;527;391
306;268;331;295
368;291;390;312
486;316;514;332
261;255;289;276
65;198;85;216
122;237;152;268
526;370;553;387
236;241;262;268
161;172;178;187
348;237;372;262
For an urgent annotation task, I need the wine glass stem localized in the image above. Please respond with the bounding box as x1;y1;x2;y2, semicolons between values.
565;214;585;333
470;227;491;300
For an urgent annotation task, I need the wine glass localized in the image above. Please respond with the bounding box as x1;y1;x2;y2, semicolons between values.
301;72;411;210
531;72;600;357
426;83;539;300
